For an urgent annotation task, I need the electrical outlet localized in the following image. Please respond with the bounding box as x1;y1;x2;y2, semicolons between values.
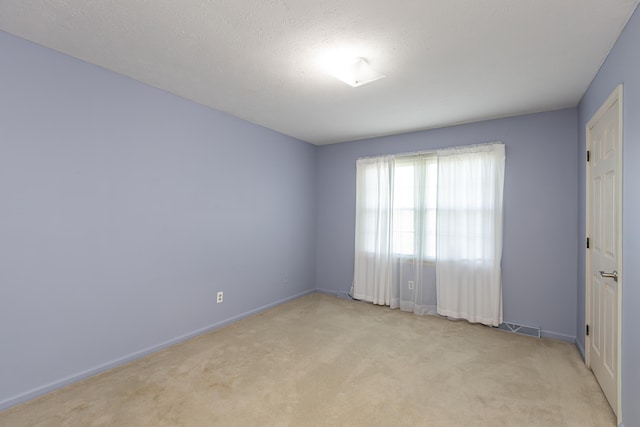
408;281;414;290
217;291;223;303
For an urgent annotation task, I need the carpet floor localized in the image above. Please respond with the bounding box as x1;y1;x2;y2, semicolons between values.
0;293;615;426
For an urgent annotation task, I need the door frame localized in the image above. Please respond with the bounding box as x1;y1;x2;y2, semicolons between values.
585;84;623;422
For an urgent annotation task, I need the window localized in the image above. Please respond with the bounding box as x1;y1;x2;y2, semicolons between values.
392;156;437;259
355;145;504;263
353;143;505;325
356;154;437;260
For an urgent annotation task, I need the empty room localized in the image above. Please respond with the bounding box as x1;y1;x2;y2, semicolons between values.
1;1;640;426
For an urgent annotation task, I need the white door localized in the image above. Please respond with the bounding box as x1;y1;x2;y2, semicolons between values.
586;85;622;419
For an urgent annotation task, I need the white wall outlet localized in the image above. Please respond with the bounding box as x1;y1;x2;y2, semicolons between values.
408;281;415;290
217;291;223;303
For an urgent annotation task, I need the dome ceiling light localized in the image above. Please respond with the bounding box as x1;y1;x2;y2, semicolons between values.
324;57;386;88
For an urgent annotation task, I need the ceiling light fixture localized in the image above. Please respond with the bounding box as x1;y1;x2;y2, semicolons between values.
325;57;386;88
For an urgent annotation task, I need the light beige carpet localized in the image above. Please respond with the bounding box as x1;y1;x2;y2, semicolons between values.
0;293;615;426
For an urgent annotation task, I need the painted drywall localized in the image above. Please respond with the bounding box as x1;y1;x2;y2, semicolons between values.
316;109;579;340
0;31;317;409
577;6;640;426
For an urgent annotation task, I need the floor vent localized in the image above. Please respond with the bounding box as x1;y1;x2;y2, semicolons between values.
495;322;541;338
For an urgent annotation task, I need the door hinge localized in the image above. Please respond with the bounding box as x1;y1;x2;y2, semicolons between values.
586;324;590;336
587;150;590;162
587;237;590;249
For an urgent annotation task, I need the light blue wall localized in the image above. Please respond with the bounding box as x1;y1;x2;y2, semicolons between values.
577;6;640;427
0;31;317;409
316;109;579;340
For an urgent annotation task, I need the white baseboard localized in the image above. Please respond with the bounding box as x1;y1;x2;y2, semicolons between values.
314;288;339;296
0;288;315;412
0;289;586;413
540;329;576;343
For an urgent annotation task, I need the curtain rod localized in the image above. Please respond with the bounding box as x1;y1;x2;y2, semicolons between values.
356;141;503;161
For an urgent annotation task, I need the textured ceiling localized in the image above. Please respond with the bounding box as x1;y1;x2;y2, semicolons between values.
1;0;638;145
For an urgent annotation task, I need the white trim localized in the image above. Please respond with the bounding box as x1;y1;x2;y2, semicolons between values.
539;330;576;343
314;288;340;296
585;84;623;423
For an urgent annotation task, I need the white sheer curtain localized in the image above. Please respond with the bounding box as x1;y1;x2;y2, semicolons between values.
436;143;505;326
352;154;438;315
352;143;505;326
352;156;394;306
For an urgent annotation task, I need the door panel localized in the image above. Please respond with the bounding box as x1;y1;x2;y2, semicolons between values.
587;86;621;418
